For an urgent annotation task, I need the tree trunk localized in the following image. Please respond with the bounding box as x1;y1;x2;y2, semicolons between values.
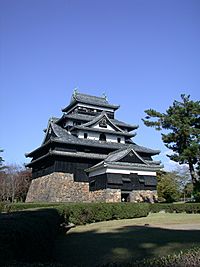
188;160;199;185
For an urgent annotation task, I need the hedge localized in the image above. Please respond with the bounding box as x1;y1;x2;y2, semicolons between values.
150;203;200;214
0;202;150;224
56;202;150;225
0;209;62;264
0;202;62;213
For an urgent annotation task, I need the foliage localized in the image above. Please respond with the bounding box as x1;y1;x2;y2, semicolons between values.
142;94;200;197
157;171;181;202
149;202;200;214
0;209;61;264
47;202;150;225
0;164;32;202
101;247;200;266
135;246;200;267
184;182;193;198
1;202;150;224
0;148;5;171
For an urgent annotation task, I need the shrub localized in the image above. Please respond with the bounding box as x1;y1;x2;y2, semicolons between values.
1;202;150;225
1;202;62;213
57;203;150;225
100;247;200;267
150;203;200;214
136;247;200;267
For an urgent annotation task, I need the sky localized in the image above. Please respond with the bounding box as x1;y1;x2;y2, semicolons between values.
0;0;200;170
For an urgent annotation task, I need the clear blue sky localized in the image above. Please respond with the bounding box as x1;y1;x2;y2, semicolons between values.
1;0;200;169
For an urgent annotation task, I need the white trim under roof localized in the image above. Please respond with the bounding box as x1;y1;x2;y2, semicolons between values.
65;103;115;115
88;166;156;177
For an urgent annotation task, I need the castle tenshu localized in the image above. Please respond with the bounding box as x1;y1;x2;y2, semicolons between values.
25;91;162;202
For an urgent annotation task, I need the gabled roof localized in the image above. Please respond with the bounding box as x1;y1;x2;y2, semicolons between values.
86;146;163;173
70;111;136;137
104;145;147;164
42;118;59;144
57;113;138;130
79;111;123;132
62;92;120;112
26;122;160;157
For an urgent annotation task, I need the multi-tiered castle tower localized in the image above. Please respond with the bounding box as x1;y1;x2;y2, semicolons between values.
26;91;162;202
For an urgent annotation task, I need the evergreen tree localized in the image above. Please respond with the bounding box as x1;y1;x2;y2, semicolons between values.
157;171;181;203
0;149;4;171
142;94;200;197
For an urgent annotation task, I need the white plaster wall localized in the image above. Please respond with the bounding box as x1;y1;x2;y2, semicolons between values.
66;103;115;114
89;167;156;177
78;130;125;143
78;103;114;112
93;122;114;131
106;168;156;176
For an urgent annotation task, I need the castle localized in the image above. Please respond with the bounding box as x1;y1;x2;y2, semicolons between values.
25;91;162;202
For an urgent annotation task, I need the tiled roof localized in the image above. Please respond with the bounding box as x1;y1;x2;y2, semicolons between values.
53;123;159;153
104;146;147;163
26;150;107;167
85;146;163;173
106;161;162;171
60;113;138;129
72;125;135;137
80;111;123;131
62;92;120;112
26;122;160;157
86;161;162;173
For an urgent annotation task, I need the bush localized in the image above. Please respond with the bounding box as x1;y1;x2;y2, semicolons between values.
150;203;200;214
0;209;62;263
56;203;150;225
100;247;200;267
1;202;62;213
0;202;5;213
137;247;200;267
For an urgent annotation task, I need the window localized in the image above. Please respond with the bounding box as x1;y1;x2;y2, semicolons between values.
117;137;121;143
84;133;88;139
99;133;106;141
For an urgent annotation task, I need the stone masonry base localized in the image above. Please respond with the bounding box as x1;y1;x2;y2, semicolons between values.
26;172;157;203
130;190;158;203
26;172;121;203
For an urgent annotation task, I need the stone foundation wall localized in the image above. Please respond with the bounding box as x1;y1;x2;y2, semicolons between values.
26;172;157;203
130;190;158;203
26;172;121;203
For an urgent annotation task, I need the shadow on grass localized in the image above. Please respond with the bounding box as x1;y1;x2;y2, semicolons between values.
0;209;61;263
54;225;200;267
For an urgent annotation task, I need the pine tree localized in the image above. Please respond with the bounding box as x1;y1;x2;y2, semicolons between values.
0;148;4;171
142;94;200;197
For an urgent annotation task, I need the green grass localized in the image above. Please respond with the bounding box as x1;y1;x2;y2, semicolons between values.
54;213;200;267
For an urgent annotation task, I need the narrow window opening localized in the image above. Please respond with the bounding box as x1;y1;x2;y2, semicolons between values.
84;133;88;139
99;133;106;141
117;137;121;143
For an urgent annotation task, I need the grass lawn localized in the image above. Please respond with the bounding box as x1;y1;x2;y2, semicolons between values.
54;213;200;266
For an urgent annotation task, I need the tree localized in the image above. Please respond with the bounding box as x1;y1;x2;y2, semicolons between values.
142;94;200;199
184;182;193;199
157;171;181;202
0;164;32;202
0;148;4;171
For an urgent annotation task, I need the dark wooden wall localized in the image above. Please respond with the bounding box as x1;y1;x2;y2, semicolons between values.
89;173;157;191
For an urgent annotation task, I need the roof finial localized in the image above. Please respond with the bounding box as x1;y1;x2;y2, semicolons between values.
102;92;107;101
73;87;78;98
